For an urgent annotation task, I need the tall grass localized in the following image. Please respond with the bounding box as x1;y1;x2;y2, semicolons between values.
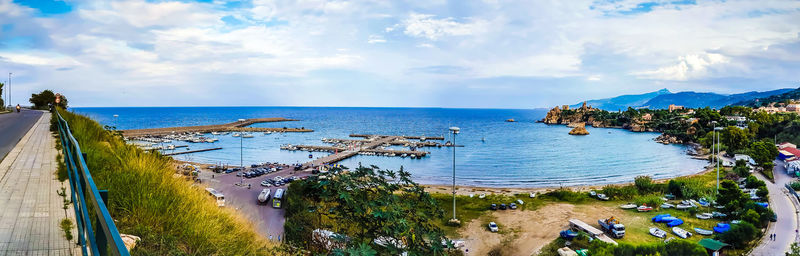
57;109;281;255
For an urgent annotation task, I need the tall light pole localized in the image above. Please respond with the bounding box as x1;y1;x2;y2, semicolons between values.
449;126;460;224
240;132;244;185
712;121;720;194
7;72;11;107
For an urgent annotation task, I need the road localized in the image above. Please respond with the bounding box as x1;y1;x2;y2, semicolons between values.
0;109;44;161
750;160;799;256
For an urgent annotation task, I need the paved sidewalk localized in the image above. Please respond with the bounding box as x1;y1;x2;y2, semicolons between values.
750;163;798;256
0;112;80;255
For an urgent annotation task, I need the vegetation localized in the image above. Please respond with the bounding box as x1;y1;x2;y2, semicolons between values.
0;82;4;108
55;109;279;255
538;235;707;256
284;166;452;255
737;87;800;107
60;218;74;242
30;89;68;109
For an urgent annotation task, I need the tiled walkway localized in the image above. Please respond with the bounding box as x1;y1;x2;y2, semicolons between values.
0;112;80;255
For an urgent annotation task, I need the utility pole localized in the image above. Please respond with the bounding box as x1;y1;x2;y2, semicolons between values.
7;72;11;107
448;127;460;225
240;132;244;186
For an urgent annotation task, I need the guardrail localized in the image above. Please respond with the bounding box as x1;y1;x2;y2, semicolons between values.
55;111;130;256
785;184;799;199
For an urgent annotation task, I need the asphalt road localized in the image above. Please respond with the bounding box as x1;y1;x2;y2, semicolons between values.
750;160;799;256
0;109;44;161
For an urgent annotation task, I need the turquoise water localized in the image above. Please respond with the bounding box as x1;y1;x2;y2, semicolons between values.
71;107;708;187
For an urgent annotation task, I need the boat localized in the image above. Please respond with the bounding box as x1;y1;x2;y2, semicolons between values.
232;133;241;137
211;132;221;135
661;202;675;209
666;218;684;227
597;194;609;201
652;214;671;222
560;229;578;240
637;205;653;212
672;227;692;239
479;193;486;199
529;192;537;198
620;203;637;209
694;228;714;236
696;213;713;220
589;191;597;197
698;198;710;207
712;212;727;218
649;227;667;238
242;134;254;138
713;223;730;233
676;204;694;210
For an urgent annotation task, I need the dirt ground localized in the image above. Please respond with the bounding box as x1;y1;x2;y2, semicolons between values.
458;203;624;256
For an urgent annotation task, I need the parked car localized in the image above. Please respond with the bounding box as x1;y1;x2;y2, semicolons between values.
260;180;271;187
499;204;507;210
488;222;499;232
771;213;777;222
509;203;517;209
490;204;497;210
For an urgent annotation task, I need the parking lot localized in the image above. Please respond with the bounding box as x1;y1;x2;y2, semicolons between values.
197;163;314;241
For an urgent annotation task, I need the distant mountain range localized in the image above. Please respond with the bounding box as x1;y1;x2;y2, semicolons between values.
734;88;800;107
572;88;794;110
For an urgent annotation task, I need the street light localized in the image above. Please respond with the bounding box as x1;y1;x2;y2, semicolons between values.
449;126;460;224
712;121;721;194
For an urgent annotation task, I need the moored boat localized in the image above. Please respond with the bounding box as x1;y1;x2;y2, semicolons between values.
597;194;610;201
694;228;713;236
479;193;486;199
637;205;653;212
620;203;637;209
696;213;713;220
661;202;675;209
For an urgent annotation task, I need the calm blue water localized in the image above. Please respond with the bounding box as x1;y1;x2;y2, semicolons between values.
71;107;708;187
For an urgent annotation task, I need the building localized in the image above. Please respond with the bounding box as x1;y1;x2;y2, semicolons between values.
668;104;684;112
698;238;728;256
787;104;800;113
641;113;652;121
779;142;797;149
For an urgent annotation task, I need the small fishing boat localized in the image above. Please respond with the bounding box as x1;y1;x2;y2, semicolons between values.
211;132;221;135
698;198;710;207
242;134;254;138
637;205;653;212
620;203;637;209
589;191;597;197
672;227;692;239
597;194;609;201
676;204;694;210
661;202;675;209
696;213;713;220
694;228;713;236
712;212;727;218
713;223;731;233
649;227;667;238
232;133;241;137
479;193;486;199
529;192;537;198
666;218;684;227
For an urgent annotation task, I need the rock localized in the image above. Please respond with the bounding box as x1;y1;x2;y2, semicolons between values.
506;118;516;122
120;234;141;252
569;123;590;135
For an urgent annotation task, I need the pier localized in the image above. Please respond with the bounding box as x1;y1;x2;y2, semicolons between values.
163;147;223;156
121;117;311;137
283;135;442;168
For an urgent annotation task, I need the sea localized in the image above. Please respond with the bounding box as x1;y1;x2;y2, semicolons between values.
71;107;708;188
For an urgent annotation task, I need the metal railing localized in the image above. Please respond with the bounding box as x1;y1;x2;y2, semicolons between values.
55;111;130;256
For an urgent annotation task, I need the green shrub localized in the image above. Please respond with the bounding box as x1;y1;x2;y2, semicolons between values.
542;189;588;203
715;222;759;249
790;181;800;191
601;185;638;200
634;175;655;193
634;195;664;209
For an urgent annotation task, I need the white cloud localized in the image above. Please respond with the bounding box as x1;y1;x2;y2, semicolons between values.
401;13;488;41
367;35;386;44
633;53;731;81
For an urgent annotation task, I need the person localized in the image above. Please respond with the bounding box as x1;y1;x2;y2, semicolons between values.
16;104;20;113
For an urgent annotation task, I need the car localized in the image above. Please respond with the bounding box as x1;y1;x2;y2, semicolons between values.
509;203;517;209
490;204;497;210
771;213;777;222
260;180;271;187
236;172;245;177
488;222;499;232
499;204;507;210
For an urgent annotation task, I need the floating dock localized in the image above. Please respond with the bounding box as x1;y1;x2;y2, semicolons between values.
121;117;312;137
283;135;443;168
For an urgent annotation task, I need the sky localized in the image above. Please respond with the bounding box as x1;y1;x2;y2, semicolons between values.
0;0;799;108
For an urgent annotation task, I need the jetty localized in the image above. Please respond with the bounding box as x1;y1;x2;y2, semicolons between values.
284;134;447;168
163;147;223;156
121;117;311;137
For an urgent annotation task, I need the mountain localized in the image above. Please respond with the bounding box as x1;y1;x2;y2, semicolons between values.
574;88;793;110
643;88;794;109
733;88;800;107
570;88;671;111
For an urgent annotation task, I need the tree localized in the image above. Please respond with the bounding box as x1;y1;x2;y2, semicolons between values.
634;175;655;193
284;166;450;255
0;82;4;107
749;140;779;166
717;180;747;215
733;160;750;177
787;242;800;256
29;90;68;109
715;222;759;249
722;126;750;153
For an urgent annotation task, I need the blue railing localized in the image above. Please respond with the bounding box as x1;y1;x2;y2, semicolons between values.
55;111;130;256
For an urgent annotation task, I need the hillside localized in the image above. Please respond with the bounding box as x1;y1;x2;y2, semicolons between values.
575;88;793;110
570;88;671;111
734;87;800;107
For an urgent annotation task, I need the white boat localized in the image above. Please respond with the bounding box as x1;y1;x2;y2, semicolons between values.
597;194;610;201
242;134;254;138
696;213;713;220
469;194;474;198
620;203;637;209
661;203;675;209
676;204;694;210
694;228;713;236
211;132;221;135
589;191;597;197
649;227;667;238
637;205;654;212
672;227;692;239
232;133;241;137
478;193;486;199
529;192;537;198
264;131;272;135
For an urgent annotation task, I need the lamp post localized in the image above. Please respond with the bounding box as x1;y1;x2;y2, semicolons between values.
449;126;460;224
7;72;11;107
712;121;720;194
240;132;244;186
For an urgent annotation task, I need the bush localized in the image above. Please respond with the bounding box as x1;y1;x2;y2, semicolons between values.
715;222;759;248
601;185;639;200
745;175;765;189
543;189;588;203
634;175;655;193
634;195;664;209
668;180;683;198
790;181;800;191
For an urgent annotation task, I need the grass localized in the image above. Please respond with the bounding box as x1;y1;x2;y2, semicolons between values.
55;109;282;255
60;218;74;242
431;192;545;236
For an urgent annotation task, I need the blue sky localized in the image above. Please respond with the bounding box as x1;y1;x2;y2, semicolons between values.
1;0;799;108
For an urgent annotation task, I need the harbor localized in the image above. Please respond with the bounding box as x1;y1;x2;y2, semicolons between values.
283;134;439;167
121;117;311;137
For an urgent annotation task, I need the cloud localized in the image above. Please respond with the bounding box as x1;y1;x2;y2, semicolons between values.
633;53;730;80
367;35;386;44
400;13;488;41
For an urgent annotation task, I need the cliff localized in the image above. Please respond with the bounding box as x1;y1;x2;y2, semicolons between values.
542;102;610;128
568;123;590;135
